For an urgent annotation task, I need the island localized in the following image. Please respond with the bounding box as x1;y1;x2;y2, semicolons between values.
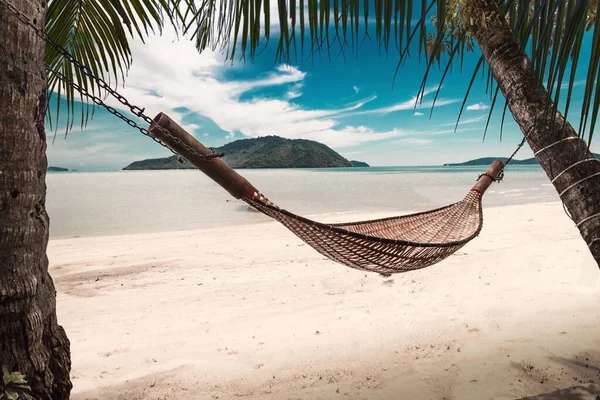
48;166;69;172
444;153;600;166
350;160;370;167
124;136;361;170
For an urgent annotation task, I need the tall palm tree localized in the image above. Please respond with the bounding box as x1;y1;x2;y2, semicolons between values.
0;1;191;398
0;0;599;397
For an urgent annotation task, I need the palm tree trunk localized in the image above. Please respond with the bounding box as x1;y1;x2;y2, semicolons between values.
0;1;72;398
466;0;600;267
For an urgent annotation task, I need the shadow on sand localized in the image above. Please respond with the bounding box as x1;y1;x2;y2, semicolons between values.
521;384;598;400
521;351;600;400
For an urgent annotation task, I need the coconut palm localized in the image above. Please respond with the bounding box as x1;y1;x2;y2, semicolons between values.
1;0;599;397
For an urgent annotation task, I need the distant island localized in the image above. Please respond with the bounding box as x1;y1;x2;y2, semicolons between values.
48;166;69;172
444;153;600;166
350;160;370;167
124;136;369;170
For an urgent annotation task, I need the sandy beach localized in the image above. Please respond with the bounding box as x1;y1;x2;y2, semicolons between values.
48;201;600;399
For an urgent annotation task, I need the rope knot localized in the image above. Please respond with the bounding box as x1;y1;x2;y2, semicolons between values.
477;170;504;183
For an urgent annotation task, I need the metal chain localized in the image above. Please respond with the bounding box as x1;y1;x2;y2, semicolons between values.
0;0;223;162
474;136;527;183
45;65;179;155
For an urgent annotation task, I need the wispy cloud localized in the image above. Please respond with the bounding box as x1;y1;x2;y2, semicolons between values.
341;151;364;156
303;126;404;147
394;138;433;146
560;80;587;90
229;64;306;97
358;88;459;115
286;82;304;100
353;85;360;94
441;116;486;127
431;127;483;135
47;131;158;170
466;102;489;111
413;111;424;116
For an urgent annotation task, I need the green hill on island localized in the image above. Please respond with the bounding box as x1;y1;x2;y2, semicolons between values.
444;153;600;166
48;166;69;172
124;136;369;170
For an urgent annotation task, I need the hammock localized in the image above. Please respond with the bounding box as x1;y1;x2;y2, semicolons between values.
148;113;505;275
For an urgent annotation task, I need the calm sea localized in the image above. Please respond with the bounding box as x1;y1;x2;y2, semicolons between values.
46;165;557;238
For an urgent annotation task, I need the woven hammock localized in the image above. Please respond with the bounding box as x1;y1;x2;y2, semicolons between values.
148;113;505;275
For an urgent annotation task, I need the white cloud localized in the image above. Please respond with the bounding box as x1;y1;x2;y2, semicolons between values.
441;116;486;127
303;126;404;148
560;80;587;90
431;127;482;135
353;85;360;94
394;138;432;146
95;29;397;150
226;64;306;97
466;102;489;111
47;133;159;170
341;151;364;156
286;83;304;100
358;87;459;115
413;111;424;116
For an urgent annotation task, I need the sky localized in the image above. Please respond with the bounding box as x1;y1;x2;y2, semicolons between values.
45;19;599;171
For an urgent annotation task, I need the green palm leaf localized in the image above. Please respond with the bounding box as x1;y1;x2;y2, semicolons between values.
44;0;191;133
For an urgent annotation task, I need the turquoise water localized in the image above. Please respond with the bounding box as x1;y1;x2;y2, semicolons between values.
304;165;543;173
46;165;554;238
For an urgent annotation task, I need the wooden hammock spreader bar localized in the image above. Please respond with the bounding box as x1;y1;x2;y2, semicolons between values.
147;112;506;274
472;160;505;195
149;112;258;200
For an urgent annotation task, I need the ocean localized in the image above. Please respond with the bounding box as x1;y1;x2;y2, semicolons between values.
46;165;557;238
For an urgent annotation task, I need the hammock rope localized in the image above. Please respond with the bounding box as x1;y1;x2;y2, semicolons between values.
149;113;509;275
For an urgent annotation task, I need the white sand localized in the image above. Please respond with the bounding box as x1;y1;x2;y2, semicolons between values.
48;202;600;400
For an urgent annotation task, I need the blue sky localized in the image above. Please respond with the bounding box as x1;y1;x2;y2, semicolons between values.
46;20;599;171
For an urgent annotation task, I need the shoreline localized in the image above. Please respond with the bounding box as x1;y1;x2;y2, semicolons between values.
47;164;547;173
48;200;562;242
49;201;600;400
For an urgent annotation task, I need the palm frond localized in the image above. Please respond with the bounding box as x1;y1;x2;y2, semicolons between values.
44;0;192;134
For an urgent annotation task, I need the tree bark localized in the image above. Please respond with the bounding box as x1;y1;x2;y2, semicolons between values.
0;1;72;399
466;0;600;267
